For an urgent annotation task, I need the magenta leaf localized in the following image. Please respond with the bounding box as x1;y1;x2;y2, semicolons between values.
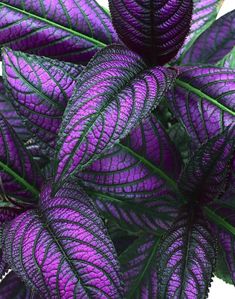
79;115;181;232
2;182;123;298
0;114;42;206
182;10;235;64
54;45;177;188
167;66;235;145
109;0;192;65
2;48;83;154
0;0;118;64
0;271;40;299
157;207;216;298
179;130;235;203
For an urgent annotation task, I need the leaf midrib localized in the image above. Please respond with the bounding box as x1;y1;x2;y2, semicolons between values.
176;78;235;116
0;2;107;48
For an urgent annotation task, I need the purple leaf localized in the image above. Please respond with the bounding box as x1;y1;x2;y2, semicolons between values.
0;271;40;299
3;48;83;154
179;130;235;203
0;251;9;281
119;235;159;298
0;0;118;64
2;182;123;298
175;0;222;63
0;114;42;206
157;206;216;298
54;45;177;188
166;66;235;145
79;115;181;232
217;47;235;68
109;0;193;65
182;10;235;64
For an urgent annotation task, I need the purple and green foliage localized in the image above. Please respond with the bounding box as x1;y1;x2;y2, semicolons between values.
0;0;234;298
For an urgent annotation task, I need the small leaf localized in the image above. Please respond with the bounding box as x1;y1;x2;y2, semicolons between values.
176;0;222;63
0;250;8;281
217;47;235;68
2;182;123;298
157;206;216;298
167;66;235;145
79;115;181;232
0;114;42;206
182;10;235;64
0;271;40;299
2;48;83;154
0;0;118;64
215;241;233;285
119;235;160;298
179;130;235;203
109;0;193;65
54;45;176;188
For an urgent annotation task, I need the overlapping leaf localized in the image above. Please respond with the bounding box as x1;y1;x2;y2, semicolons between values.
2;182;123;298
0;251;8;281
182;10;235;64
109;0;193;65
55;45;177;188
175;0;222;63
119;235;159;298
0;271;40;299
0;114;42;206
79;115;181;232
217;47;235;68
0;0;118;64
166;66;235;145
3;48;83;154
157;207;216;298
179;130;235;203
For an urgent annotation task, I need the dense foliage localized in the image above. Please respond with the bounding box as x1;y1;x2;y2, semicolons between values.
0;0;234;298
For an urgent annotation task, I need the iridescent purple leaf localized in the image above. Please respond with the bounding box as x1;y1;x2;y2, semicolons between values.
157;207;216;298
166;66;235;145
0;271;40;299
109;0;193;65
119;235;159;298
182;10;235;64
3;48;83;154
217;47;235;68
0;0;118;64
79;115;181;232
0;114;42;206
175;0;222;63
55;45;177;188
179;130;235;203
2;182;123;298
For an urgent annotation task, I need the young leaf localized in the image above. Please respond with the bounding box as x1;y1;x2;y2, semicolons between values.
0;114;42;206
2;48;83;154
109;0;193;65
119;235;160;298
175;0;222;63
166;66;235;145
0;0;118;64
182;10;235;65
157;207;216;298
217;47;235;68
179;130;235;203
54;45;177;188
79;115;181;232
2;182;123;298
0;271;40;299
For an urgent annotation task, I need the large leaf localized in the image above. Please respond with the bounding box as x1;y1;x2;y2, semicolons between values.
179;130;235;203
182;10;235;65
79;115;181;232
2;182;123;298
157;207;216;298
0;0;118;64
3;48;83;154
109;0;193;65
0;271;40;299
54;45;176;188
175;0;222;63
119;235;160;298
166;66;235;145
0;114;42;206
